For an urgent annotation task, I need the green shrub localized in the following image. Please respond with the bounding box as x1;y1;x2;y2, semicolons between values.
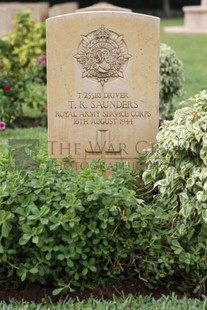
0;10;45;75
0;152;185;294
0;157;148;293
0;10;46;125
143;90;207;294
160;43;184;123
0;73;20;124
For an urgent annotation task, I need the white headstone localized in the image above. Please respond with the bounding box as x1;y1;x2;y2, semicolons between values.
47;6;160;169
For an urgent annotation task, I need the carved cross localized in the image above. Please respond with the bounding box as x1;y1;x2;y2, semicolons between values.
85;130;122;159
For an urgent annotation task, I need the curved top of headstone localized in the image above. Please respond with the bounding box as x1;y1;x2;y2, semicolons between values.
76;2;132;12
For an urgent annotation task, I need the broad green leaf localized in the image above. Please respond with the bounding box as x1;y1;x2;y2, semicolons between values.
32;235;39;244
21;271;27;281
22;224;31;234
197;191;206;202
202;210;207;223
82;268;88;276
57;254;65;261
30;267;38;274
0;244;4;254
67;259;74;268
186;178;195;188
19;234;31;245
180;204;192;218
89;266;97;272
171;240;183;255
52;287;65;296
40;218;49;225
1;222;10;238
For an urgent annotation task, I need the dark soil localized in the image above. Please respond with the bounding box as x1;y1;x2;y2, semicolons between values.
0;279;185;303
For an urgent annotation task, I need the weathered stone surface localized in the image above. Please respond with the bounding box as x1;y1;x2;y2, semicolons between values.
184;5;207;30
0;8;11;36
49;2;78;17
0;2;49;36
47;10;160;169
76;2;131;12
165;0;207;34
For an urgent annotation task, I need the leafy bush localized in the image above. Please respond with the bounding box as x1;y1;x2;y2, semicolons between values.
0;10;46;125
143;90;207;294
0;10;45;75
160;43;184;123
0;156;148;293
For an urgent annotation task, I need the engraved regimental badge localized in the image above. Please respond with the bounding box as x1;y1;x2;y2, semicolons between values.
74;25;131;86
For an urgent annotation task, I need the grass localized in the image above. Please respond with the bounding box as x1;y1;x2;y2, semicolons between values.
160;18;207;99
0;127;47;154
0;294;207;310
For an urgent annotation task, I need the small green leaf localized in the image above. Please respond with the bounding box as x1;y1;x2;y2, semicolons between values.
21;271;27;281
180;204;192;218
22;224;31;234
0;245;4;254
19;235;31;245
171;240;183;255
202;210;207;223
32;236;39;244
67;259;74;268
30;267;38;274
46;252;52;260
57;254;65;261
82;268;88;276
197;191;205;202
41;218;49;225
52;287;65;296
74;272;79;280
1;222;10;238
89;266;97;272
186;178;195;188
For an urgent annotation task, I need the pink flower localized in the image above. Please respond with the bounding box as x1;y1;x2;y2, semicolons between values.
40;106;47;113
2;85;10;91
0;121;6;131
37;54;47;64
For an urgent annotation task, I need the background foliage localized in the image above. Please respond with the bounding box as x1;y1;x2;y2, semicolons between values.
159;43;184;122
160;18;207;100
0;10;46;125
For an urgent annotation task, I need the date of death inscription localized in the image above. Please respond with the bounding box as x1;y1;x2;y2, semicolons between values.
55;92;152;126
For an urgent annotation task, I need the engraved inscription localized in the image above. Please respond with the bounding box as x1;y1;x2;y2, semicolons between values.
74;25;131;86
55;91;151;126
